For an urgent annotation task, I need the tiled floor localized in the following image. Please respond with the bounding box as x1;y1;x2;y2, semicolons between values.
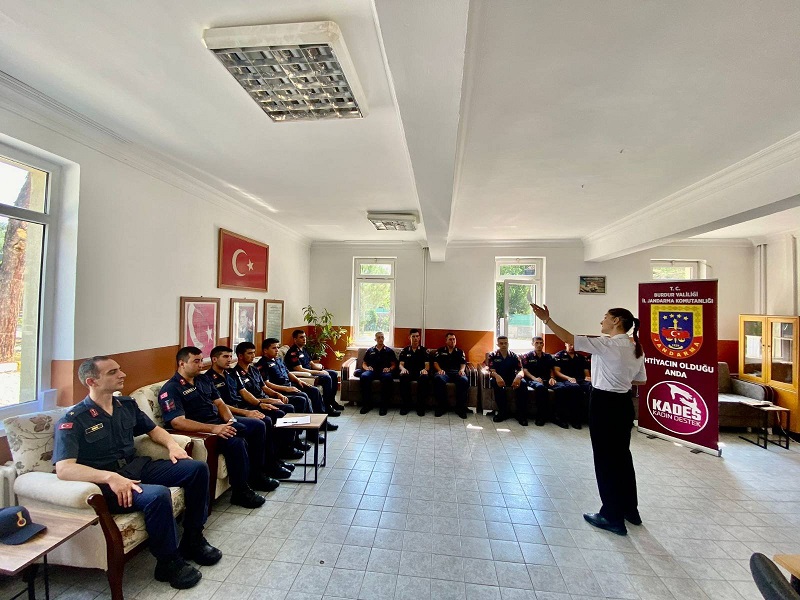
4;407;800;600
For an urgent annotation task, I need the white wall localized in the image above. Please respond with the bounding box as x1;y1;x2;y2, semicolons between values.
310;240;756;341
0;104;310;360
763;233;798;315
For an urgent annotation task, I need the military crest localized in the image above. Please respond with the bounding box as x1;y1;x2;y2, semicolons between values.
650;305;703;359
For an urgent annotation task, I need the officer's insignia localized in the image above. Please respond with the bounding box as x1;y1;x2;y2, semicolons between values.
85;423;104;434
59;422;73;430
180;379;186;385
161;397;176;412
650;305;703;359
89;408;99;418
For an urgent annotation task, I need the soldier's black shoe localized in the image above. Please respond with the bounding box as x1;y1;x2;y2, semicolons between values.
231;487;266;508
456;410;468;419
625;510;643;526
399;407;410;415
155;556;202;589
434;409;445;417
325;421;338;431
518;418;529;426
327;408;342;417
416;409;426;417
281;461;296;471
249;474;280;492
332;401;346;411
493;413;507;423
271;465;293;480
583;512;627;536
360;405;373;414
179;534;222;566
534;419;546;426
554;419;569;429
379;407;388;416
283;447;305;459
571;422;583;430
307;431;326;444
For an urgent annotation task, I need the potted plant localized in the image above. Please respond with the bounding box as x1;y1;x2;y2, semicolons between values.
301;305;349;361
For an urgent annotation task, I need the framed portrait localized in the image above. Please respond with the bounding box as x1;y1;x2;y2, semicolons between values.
217;228;269;292
230;298;258;348
179;297;220;357
579;276;607;295
264;299;285;342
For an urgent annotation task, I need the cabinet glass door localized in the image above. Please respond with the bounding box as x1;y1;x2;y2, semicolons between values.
742;318;764;377
769;320;794;385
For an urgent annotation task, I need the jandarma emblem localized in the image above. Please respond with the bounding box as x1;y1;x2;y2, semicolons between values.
649;305;703;359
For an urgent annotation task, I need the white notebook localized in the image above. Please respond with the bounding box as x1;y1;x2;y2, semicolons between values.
275;415;312;427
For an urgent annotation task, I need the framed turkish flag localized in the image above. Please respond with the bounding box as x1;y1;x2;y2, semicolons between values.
218;228;269;292
179;297;220;358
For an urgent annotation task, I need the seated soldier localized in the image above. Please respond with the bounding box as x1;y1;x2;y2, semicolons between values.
202;345;295;477
487;336;525;425
359;331;397;416
286;329;344;413
398;328;430;416
55;356;221;591
432;333;469;419
517;336;558;427
553;341;592;429
159;346;275;507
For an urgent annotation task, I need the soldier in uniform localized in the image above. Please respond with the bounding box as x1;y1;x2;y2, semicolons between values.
487;336;525;425
286;329;345;412
518;336;557;427
159;347;276;507
553;342;592;429
54;356;221;591
432;333;469;419
358;331;397;415
398;328;430;416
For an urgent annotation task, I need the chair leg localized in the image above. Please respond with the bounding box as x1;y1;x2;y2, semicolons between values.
107;559;125;600
88;493;127;600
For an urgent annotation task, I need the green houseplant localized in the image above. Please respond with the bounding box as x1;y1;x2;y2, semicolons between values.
301;305;349;361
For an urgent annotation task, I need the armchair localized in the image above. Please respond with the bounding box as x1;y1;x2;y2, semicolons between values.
4;408;192;600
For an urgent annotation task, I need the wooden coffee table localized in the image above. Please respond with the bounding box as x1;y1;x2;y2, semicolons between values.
276;413;328;483
0;508;99;600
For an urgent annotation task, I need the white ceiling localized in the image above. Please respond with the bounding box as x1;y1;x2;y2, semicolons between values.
0;0;799;259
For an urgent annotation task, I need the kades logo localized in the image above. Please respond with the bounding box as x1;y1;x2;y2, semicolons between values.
649;305;703;359
647;381;709;435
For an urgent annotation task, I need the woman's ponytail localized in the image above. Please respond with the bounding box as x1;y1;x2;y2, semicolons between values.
631;317;643;358
608;308;643;358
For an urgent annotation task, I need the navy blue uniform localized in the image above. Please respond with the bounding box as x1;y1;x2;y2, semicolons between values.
398;345;430;412
255;356;323;413
553;350;592;427
433;347;469;413
518;351;556;423
54;396;210;560
229;362;307;413
159;372;267;491
487;350;522;418
286;344;338;408
360;346;397;409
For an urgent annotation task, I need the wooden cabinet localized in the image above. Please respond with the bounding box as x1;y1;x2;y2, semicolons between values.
739;314;799;431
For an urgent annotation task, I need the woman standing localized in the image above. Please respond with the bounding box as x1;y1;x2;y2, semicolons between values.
530;303;646;536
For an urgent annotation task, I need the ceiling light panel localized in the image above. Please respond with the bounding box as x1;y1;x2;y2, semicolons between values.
203;21;367;122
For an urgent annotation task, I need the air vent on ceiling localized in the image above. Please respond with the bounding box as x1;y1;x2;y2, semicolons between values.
367;212;418;231
203;21;367;122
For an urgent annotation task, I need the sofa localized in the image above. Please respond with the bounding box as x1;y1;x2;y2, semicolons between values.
341;347;478;410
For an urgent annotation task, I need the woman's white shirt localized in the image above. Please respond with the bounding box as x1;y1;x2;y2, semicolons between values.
574;334;646;393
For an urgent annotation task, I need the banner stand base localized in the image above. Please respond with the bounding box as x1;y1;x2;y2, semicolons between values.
638;427;722;457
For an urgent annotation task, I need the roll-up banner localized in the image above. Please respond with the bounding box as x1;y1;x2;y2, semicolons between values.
638;280;720;456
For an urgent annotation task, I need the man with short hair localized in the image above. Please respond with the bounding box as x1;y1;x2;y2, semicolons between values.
286;329;345;412
552;342;592;429
398;328;430;416
518;336;557;427
359;331;397;415
54;356;220;591
432;333;469;419
159;347;276;508
487;336;525;425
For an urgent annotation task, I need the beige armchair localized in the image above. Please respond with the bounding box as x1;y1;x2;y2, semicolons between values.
4;408;192;600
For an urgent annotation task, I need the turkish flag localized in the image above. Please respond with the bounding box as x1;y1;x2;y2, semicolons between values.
218;229;269;291
184;301;218;357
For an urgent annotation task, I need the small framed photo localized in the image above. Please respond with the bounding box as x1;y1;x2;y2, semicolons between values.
579;276;606;295
264;299;285;342
179;297;220;357
230;298;258;348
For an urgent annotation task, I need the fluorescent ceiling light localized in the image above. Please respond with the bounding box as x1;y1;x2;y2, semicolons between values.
203;21;367;122
367;212;418;232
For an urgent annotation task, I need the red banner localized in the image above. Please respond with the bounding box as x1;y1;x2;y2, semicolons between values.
638;280;720;455
218;229;269;292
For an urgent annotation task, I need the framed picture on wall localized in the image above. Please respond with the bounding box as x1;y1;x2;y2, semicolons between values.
264;299;285;342
230;298;258;348
179;297;220;357
217;228;269;292
579;276;607;295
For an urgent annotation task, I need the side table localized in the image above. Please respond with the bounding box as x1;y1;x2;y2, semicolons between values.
0;508;99;600
739;404;791;449
276;413;328;483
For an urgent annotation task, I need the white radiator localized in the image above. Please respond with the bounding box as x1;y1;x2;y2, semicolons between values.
0;461;17;508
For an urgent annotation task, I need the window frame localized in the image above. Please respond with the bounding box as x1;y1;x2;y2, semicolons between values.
352;257;396;347
495;257;545;344
650;259;707;280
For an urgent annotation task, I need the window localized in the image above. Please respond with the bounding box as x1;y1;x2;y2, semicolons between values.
353;258;395;346
495;258;544;350
651;259;706;280
0;151;52;414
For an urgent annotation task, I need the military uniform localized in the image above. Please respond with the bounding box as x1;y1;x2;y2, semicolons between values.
54;396;210;561
255;356;324;414
359;345;397;411
553;349;592;428
231;362;310;414
433;346;469;416
518;351;556;425
285;344;340;409
158;372;267;493
398;345;430;414
486;350;522;421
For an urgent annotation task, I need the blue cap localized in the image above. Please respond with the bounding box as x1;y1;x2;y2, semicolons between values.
0;506;46;545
